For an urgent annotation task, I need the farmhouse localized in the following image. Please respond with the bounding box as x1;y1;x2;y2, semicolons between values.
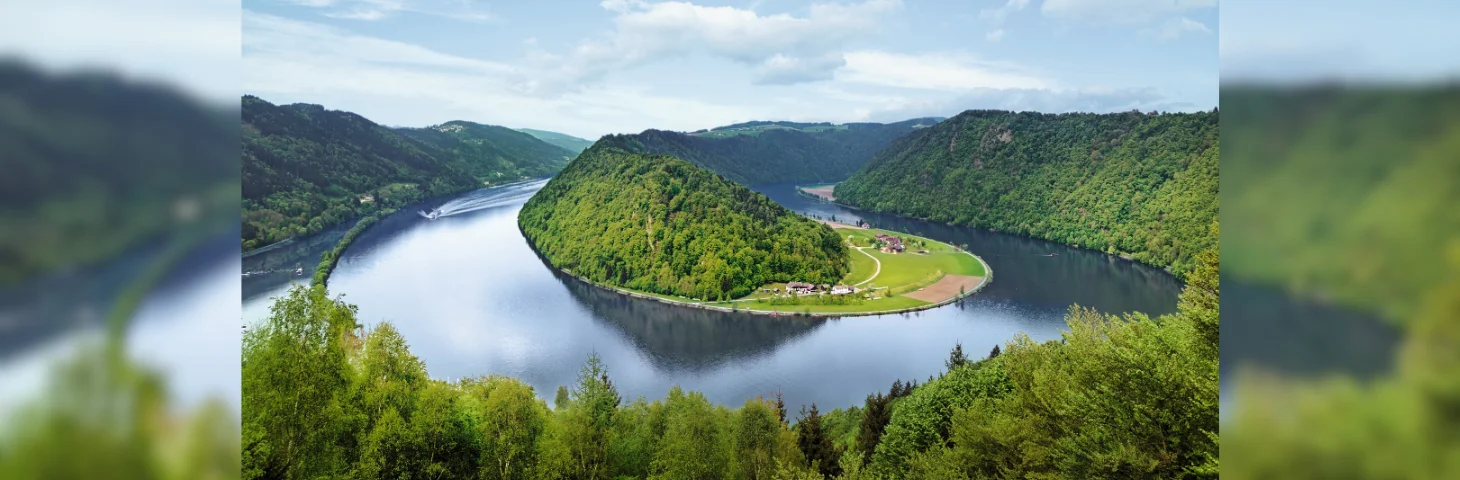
875;233;905;253
831;285;854;295
786;282;814;294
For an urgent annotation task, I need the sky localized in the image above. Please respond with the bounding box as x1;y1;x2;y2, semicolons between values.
7;1;1460;138
238;0;1220;139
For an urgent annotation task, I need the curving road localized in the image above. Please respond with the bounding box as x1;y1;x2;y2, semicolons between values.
851;246;881;287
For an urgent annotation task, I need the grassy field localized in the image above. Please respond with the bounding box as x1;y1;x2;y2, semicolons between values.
845;247;878;285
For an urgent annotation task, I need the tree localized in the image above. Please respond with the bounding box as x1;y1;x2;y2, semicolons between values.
856;393;892;462
989;344;1001;359
774;389;788;425
945;342;969;371
412;381;477;480
560;352;620;480
652;387;732;479
736;397;783;480
242;285;358;479
796;404;841;478
554;385;570;411
463;376;548;480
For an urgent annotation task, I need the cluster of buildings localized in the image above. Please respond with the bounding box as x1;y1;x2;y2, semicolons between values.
782;282;857;296
875;233;905;253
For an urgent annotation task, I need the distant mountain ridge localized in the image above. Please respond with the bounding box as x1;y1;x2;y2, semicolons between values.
516;128;594;154
0;60;237;284
621;117;942;185
242;96;574;250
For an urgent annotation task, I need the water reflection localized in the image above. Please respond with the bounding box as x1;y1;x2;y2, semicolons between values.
547;265;825;372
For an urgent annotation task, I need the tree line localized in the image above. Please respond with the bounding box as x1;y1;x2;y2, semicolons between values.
835;109;1219;279
243;233;1219;479
519;136;849;301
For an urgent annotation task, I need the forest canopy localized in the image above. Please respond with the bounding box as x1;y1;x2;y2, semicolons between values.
241;96;574;251
518;135;849;301
834;109;1218;279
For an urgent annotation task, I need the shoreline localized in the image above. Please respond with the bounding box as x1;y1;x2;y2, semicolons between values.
245;177;551;258
519;223;993;319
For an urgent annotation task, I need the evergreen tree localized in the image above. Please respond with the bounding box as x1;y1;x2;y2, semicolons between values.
945;342;969;371
856;393;892;462
774;389;787;425
796;404;841;478
989;344;1001;359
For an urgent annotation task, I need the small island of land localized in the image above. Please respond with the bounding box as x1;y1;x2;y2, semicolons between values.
519;135;989;317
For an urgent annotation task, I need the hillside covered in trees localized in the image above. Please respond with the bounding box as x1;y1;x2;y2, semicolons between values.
1221;86;1460;323
0;60;237;285
518;135;848;301
241;96;574;251
624;117;941;186
834;109;1218;279
242;236;1218;479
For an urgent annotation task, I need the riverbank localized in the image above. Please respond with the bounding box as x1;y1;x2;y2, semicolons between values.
523;223;992;318
312;208;394;288
245;178;550;257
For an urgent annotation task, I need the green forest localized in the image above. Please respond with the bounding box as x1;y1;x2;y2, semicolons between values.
834;109;1218;279
242;233;1218;479
1221;85;1460;323
626;118;940;186
0;60;238;285
241;96;574;251
519;136;849;301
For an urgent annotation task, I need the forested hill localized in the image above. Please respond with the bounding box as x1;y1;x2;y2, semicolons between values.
241;96;574;251
516;127;594;154
1222;86;1460;322
0;60;237;285
623;117;941;185
518;135;849;301
835;109;1219;278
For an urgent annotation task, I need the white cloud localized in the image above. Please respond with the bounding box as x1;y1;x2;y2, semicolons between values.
837;51;1049;91
1158;17;1211;40
243;10;766;138
245;12;513;75
1041;0;1215;25
543;0;902;88
284;0;494;23
986;29;1006;43
978;0;1029;24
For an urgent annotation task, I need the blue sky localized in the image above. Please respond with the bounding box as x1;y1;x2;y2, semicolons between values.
241;0;1219;139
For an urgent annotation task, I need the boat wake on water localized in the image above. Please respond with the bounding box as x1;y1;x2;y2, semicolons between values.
419;180;546;221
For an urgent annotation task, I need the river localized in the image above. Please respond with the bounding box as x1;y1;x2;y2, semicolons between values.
241;180;1189;411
